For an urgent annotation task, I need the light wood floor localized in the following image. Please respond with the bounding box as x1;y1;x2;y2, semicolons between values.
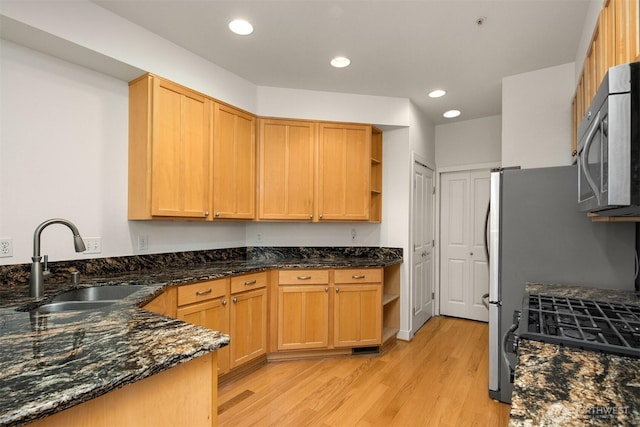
218;316;511;426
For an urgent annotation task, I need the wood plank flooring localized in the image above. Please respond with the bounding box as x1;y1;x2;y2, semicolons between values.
218;316;511;426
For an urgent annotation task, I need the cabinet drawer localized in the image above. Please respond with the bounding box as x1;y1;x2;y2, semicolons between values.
231;271;268;294
278;269;329;285
178;279;227;306
334;268;382;284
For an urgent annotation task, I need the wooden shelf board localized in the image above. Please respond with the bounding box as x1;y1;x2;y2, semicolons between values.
383;293;400;306
382;327;399;343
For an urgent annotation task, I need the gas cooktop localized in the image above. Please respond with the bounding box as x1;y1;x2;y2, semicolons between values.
520;294;640;358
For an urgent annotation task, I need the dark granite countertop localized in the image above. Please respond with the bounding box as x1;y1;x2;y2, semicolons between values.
0;246;403;426
510;283;640;426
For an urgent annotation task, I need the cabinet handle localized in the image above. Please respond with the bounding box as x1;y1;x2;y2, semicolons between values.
222;299;227;306
244;279;257;286
215;212;220;217
232;297;238;304
352;275;365;279
336;288;340;293
297;276;312;280
196;288;212;296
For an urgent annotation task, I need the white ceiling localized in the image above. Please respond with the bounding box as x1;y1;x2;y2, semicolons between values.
91;0;591;125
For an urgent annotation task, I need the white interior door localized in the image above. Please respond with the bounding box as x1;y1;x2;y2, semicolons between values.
440;169;490;322
411;162;434;334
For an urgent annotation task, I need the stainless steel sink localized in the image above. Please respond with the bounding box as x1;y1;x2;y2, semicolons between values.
51;284;146;302
34;300;118;313
22;284;147;313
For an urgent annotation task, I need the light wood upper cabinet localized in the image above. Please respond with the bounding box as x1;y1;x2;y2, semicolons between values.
318;123;371;221
258;119;316;220
571;0;640;161
129;74;211;219
129;74;380;223
212;103;256;219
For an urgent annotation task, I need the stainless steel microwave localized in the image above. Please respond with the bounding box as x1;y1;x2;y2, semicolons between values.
577;61;640;216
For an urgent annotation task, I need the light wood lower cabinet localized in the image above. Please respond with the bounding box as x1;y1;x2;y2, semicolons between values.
276;268;382;351
229;287;267;368
333;283;382;348
177;298;230;374
145;272;268;376
30;352;217;427
278;284;330;350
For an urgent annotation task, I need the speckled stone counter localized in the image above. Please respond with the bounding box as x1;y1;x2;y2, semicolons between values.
509;283;640;426
0;246;402;426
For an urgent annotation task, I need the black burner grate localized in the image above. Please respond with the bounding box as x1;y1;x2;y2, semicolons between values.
520;294;640;358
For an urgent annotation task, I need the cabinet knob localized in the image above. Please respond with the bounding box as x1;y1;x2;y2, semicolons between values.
325;287;329;293
215;212;220;217
336;288;340;293
204;211;209;217
222;299;227;306
319;214;323;219
309;214;313;219
232;297;238;304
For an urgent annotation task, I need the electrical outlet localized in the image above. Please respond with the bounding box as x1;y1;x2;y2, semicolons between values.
84;237;102;254
0;239;13;258
138;235;149;250
351;228;357;241
257;233;262;242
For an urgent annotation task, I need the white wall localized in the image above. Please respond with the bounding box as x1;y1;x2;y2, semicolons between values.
0;40;247;265
501;62;575;168
435;115;502;168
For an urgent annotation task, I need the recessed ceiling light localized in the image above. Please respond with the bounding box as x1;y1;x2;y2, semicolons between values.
229;19;253;35
443;110;461;119
330;56;351;68
428;89;446;98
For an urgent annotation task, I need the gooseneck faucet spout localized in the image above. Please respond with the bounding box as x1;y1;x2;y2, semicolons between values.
30;218;86;298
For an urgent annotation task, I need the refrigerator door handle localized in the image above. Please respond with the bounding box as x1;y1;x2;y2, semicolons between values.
502;322;518;383
481;293;490;309
488;171;501;302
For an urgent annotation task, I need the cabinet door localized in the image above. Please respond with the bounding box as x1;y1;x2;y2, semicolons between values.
212;103;256;219
230;288;267;368
333;284;382;347
258;119;315;220
318;123;371;221
278;285;329;350
177;298;230;374
151;78;210;218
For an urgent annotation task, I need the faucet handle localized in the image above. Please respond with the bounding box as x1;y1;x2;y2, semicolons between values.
42;255;50;276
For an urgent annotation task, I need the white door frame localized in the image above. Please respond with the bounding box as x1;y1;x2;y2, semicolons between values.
409;152;436;337
434;162;500;316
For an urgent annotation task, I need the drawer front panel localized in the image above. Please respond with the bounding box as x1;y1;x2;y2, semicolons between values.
334;268;382;284
178;279;227;306
231;271;268;294
278;269;329;285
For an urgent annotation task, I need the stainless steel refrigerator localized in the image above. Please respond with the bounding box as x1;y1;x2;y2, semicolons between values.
487;165;637;403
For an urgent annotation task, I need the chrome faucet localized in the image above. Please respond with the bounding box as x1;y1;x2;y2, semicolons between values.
30;218;86;297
